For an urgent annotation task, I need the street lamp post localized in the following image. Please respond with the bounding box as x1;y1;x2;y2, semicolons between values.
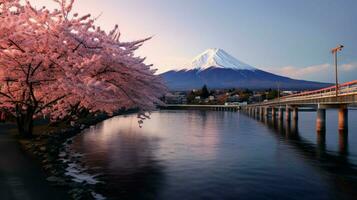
331;44;344;97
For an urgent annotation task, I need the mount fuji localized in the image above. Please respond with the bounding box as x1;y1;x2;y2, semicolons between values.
160;48;330;91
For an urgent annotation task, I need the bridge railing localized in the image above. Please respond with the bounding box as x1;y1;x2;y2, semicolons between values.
252;80;357;106
282;80;357;101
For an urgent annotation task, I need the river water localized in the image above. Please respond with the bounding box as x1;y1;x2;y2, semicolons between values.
71;110;357;200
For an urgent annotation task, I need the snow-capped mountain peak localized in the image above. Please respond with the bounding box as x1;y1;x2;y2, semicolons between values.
186;48;256;71
160;48;330;90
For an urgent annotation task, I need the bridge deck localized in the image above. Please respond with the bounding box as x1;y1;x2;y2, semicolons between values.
248;80;357;107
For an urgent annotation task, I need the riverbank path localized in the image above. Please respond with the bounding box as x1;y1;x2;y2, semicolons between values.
0;123;69;200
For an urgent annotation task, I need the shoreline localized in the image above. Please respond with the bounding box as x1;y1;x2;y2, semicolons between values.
18;109;138;200
0;123;70;199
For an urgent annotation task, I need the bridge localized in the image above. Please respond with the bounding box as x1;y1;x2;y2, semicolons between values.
242;80;357;134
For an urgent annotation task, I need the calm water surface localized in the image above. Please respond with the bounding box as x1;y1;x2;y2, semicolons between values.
71;110;357;200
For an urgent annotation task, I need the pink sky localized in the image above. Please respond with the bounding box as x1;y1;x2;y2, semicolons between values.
30;0;357;82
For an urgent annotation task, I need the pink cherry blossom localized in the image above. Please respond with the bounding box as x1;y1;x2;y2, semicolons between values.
0;0;166;137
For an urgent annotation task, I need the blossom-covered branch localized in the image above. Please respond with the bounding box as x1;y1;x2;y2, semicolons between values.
0;0;167;137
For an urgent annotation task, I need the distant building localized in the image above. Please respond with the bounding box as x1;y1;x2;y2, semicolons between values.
239;101;248;106
226;94;240;102
249;94;263;103
164;93;187;104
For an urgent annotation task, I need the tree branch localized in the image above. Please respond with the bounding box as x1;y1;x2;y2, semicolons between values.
35;95;68;114
31;61;43;76
8;39;25;53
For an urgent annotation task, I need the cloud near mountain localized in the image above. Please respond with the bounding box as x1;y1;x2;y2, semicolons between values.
262;62;357;82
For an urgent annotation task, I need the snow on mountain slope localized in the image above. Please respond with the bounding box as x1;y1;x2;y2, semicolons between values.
160;48;331;90
184;48;257;71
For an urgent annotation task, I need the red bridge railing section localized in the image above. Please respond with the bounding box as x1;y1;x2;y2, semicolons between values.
283;80;357;99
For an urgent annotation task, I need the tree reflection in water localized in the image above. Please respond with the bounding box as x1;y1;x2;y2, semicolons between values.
72;117;166;200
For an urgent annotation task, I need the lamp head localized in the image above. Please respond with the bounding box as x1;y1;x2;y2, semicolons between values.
331;44;344;53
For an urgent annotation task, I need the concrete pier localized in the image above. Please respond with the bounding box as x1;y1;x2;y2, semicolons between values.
338;105;348;132
255;107;259;118
292;107;298;121
291;117;298;134
277;119;284;134
264;107;269;122
240;80;357;152
285;105;291;122
284;118;291;136
271;107;276;120
316;107;326;133
278;107;283;121
264;107;269;117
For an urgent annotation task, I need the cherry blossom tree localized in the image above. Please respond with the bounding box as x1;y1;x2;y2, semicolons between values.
0;0;166;137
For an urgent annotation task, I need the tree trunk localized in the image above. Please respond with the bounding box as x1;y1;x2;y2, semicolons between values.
16;112;34;138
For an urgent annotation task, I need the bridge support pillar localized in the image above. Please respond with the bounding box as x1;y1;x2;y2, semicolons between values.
338;105;348;133
278;107;283;121
260;107;264;119
285;105;291;122
271;107;276;120
292;107;298;121
264;107;269;117
316;107;326;134
291;115;298;134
